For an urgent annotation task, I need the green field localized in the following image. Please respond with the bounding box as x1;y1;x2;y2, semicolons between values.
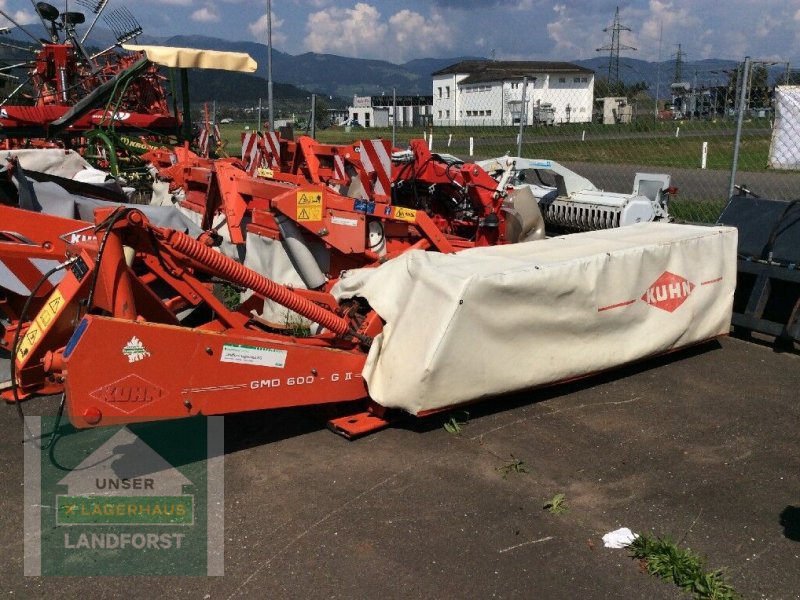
218;119;774;173
216;120;778;224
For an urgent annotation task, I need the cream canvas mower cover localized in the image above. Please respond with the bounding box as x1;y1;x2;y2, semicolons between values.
121;45;257;72
333;222;737;414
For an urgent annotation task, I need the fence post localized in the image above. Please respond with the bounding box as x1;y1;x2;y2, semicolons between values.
392;87;397;148
469;136;474;157
728;56;751;199
428;133;433;151
517;76;528;157
257;97;262;132
701;141;708;169
310;94;316;139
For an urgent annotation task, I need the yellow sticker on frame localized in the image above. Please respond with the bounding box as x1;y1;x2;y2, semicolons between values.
16;289;65;362
296;191;323;221
393;207;417;222
297;206;322;221
297;191;322;205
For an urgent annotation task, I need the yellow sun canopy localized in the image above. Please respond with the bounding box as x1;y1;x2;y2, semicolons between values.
121;44;257;72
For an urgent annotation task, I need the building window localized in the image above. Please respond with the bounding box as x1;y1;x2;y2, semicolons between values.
446;110;450;118
438;110;442;118
573;77;580;83
438;87;442;98
352;113;357;121
446;86;450;99
486;110;492;116
559;77;566;83
511;82;519;89
365;114;370;127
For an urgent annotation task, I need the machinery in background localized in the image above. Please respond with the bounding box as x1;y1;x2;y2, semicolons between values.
0;3;255;181
718;192;800;347
478;156;673;232
2;205;736;437
0;135;740;440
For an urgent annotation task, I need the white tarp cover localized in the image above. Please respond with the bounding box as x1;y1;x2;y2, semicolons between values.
333;222;737;414
768;86;800;170
3;148;96;179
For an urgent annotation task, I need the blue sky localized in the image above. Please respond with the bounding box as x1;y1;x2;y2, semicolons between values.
2;0;799;64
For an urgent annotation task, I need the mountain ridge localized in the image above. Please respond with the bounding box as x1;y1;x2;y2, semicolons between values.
2;27;783;103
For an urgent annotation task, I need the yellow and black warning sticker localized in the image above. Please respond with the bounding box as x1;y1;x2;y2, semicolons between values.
16;289;66;362
393;207;417;222
297;191;323;221
256;167;274;179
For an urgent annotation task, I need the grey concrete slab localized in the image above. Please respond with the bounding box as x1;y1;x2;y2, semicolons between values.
0;337;798;599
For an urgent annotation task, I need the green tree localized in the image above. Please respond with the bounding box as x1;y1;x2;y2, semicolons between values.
776;70;800;85
313;96;330;129
594;77;649;100
727;62;770;108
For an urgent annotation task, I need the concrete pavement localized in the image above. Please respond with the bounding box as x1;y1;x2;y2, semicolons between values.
0;337;798;598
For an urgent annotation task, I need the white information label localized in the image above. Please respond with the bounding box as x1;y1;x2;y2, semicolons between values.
220;344;287;368
331;216;359;228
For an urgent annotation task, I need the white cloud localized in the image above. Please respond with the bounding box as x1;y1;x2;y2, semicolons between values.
0;0;38;27
303;3;453;61
546;7;585;58
140;0;193;5
248;9;287;46
388;10;453;53
305;3;388;55
191;7;220;23
293;0;333;7
512;0;535;10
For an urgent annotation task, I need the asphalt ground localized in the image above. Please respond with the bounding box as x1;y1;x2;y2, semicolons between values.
560;161;799;203
0;336;798;599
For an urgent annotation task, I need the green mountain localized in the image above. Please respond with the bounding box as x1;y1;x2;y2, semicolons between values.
161;35;480;97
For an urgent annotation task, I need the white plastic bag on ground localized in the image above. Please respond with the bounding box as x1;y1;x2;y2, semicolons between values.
602;527;639;548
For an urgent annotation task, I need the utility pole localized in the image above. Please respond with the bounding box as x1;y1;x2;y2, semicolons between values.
596;6;636;86
266;0;274;131
654;21;662;120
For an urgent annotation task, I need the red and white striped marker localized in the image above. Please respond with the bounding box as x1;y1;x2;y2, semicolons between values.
263;131;280;168
333;153;346;181
359;139;392;199
241;132;262;176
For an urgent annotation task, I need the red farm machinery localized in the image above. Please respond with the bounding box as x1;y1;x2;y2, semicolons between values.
0;2;254;181
0;46;738;438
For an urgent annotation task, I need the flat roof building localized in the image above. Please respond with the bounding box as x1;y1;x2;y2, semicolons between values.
431;60;595;126
345;95;433;128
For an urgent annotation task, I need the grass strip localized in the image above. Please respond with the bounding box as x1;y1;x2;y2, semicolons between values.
628;534;739;600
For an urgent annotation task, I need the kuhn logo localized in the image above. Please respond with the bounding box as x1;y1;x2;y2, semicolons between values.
90;375;167;414
68;233;97;244
641;271;694;313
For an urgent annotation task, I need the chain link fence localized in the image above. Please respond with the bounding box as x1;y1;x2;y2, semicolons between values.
220;55;800;225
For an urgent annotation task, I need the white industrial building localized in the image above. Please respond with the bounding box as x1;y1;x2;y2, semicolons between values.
345;95;433;128
431;61;594;126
